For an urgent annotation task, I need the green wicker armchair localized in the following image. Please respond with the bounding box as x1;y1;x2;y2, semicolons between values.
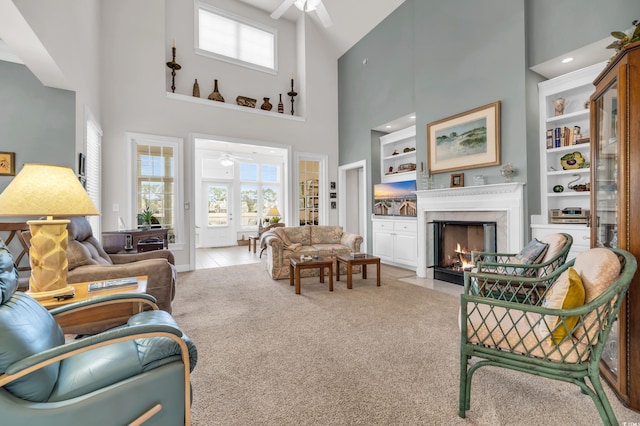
470;233;573;303
459;247;637;425
473;233;573;276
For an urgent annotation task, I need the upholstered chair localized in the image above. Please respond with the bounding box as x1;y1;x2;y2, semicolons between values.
460;247;637;425
64;216;176;312
0;241;197;425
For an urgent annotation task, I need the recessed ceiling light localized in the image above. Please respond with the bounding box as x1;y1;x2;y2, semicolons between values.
410;115;416;120
561;57;574;64
385;125;392;129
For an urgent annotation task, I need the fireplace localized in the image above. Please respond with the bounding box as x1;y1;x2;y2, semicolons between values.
415;183;526;279
431;220;497;285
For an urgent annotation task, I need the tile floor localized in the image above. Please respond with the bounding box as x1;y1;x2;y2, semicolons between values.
195;245;463;296
196;244;264;269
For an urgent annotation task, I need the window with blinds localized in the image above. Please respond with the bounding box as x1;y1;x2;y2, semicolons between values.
129;134;183;244
196;3;277;73
85;116;102;237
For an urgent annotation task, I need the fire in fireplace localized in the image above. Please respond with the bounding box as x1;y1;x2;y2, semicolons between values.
430;220;497;285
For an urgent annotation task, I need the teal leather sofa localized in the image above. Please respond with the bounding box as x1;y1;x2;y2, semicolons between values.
0;240;197;425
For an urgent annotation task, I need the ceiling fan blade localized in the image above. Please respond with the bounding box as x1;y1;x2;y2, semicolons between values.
271;0;296;20
314;1;333;28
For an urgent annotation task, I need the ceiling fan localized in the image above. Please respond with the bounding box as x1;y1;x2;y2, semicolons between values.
271;0;333;28
214;152;253;167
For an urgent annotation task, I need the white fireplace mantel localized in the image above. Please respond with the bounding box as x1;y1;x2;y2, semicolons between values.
415;182;526;278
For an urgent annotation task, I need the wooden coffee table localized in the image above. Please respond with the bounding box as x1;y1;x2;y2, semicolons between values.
336;254;381;289
289;257;333;295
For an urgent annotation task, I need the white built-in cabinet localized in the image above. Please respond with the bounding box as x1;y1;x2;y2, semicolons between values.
372;216;417;269
380;125;416;183
531;61;606;259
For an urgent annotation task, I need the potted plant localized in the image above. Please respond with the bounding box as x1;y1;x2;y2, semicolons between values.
138;206;156;229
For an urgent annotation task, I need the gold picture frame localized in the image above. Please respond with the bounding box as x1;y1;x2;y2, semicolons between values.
0;152;16;176
450;173;464;188
428;101;501;174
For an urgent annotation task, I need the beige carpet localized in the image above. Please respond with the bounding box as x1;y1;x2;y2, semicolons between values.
172;263;640;425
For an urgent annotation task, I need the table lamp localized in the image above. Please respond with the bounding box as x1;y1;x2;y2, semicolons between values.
268;206;281;223
0;164;99;300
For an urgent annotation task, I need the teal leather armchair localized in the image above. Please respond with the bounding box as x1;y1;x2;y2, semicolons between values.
0;241;197;425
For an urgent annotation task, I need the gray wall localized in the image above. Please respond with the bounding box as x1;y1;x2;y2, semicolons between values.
527;0;640;66
338;0;640;249
0;61;75;194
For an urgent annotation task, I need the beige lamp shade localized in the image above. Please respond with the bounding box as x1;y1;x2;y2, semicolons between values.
268;207;280;217
0;163;99;217
0;164;99;300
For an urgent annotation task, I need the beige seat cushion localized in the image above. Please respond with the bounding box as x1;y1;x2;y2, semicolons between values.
465;304;588;363
538;233;567;264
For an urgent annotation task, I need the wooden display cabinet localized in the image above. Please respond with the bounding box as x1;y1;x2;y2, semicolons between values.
590;40;640;411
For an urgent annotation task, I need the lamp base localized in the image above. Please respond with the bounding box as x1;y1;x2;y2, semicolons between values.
27;218;71;298
26;285;75;301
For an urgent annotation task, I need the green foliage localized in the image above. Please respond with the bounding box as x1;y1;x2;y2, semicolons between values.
606;21;640;54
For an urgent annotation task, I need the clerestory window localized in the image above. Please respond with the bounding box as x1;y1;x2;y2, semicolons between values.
195;2;277;74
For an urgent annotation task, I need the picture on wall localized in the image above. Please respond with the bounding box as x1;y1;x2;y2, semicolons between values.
373;180;416;217
0;152;15;176
427;101;500;174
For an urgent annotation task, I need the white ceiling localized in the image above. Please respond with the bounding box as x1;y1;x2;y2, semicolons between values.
238;0;406;57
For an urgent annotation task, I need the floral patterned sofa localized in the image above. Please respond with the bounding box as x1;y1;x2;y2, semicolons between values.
263;225;363;279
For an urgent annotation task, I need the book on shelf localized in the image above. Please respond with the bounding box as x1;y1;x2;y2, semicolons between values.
550;126;582;148
546;129;554;149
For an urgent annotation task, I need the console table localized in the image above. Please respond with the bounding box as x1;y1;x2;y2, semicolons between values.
102;229;168;254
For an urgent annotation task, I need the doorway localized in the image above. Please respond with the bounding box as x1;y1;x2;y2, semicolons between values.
199;182;235;247
191;137;289;270
338;160;367;252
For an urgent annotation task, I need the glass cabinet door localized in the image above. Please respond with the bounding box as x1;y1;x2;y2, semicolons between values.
592;80;620;378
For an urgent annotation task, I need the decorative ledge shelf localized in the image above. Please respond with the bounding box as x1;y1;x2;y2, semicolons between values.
166;92;305;122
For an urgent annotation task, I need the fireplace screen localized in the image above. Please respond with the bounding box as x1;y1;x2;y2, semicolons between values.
429;220;497;285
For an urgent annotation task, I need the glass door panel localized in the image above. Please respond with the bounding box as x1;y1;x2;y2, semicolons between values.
299;159;320;225
592;80;619;378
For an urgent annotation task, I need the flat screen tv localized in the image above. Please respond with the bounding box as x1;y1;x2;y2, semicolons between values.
373;180;417;216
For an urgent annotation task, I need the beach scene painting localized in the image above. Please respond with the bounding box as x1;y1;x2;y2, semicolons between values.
428;101;501;174
435;118;487;161
373;180;417;216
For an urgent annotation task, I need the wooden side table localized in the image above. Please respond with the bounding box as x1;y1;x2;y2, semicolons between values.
336;254;381;289
289;257;333;295
248;235;259;253
39;276;150;334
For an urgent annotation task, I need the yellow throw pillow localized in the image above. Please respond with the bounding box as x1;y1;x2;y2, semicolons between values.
538;267;585;345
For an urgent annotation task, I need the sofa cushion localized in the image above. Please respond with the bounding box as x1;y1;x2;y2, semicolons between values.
283;226;311;245
274;228;301;251
538;233;567;265
573;248;621;303
572;248;622;344
310;226;343;245
538;267;585;345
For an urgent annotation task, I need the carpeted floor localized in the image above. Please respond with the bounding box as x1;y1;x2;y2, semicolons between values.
172;263;640;425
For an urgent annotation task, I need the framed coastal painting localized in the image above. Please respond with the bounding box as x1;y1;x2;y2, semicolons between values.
0;152;15;176
427;101;500;174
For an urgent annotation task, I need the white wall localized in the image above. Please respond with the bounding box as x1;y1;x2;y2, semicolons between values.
99;0;340;270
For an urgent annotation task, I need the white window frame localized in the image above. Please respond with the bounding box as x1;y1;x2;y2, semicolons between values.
194;1;278;74
84;107;102;238
127;132;184;248
239;162;282;227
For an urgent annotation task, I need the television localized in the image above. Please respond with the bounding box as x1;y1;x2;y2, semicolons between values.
373;180;417;216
